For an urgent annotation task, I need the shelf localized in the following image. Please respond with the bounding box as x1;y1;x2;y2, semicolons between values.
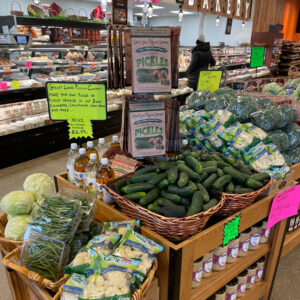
191;244;270;300
281;229;300;258
240;282;266;300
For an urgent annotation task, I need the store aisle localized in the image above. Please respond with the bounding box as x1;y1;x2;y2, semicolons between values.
0;148;299;300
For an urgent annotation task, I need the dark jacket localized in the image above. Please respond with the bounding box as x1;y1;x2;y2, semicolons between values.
187;41;216;90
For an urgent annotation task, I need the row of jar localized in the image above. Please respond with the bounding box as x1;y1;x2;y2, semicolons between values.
288;211;300;233
207;256;266;300
192;220;269;288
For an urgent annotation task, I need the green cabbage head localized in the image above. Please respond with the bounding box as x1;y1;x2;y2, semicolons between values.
4;215;30;240
0;191;36;216
23;173;55;197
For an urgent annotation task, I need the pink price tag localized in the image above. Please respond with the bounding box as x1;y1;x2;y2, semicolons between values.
25;61;33;69
267;185;300;230
0;81;8;90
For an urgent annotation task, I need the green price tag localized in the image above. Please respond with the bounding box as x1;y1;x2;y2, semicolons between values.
46;82;107;140
250;46;265;68
223;215;240;246
197;70;222;92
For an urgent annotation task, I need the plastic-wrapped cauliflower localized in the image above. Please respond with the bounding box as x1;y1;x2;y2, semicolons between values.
61;273;87;300
4;215;30;240
101;220;141;237
0;191;36;216
23;173;55;198
262;83;283;95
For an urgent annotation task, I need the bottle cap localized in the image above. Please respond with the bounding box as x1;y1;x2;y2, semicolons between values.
87;141;93;148
71;143;77;150
79;148;86;155
182;139;188;146
90;153;97;160
101;158;108;165
99;138;105;144
112;135;118;142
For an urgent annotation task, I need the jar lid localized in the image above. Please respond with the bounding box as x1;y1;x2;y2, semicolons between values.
227;277;238;286
243;228;251;233
253;221;263;228
257;256;265;263
248;262;258;269
238;269;248;277
195;256;203;263
216;286;226;294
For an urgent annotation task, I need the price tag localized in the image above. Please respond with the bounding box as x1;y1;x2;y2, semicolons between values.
3;67;11;72
12;81;19;89
25;61;33;69
0;81;8;91
223;215;240;246
32;82;39;88
197;71;223;92
91;63;95;67
250;47;265;68
47;62;53;66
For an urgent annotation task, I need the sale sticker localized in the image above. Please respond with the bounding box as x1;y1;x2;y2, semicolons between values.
223;215;240;246
25;61;33;69
91;63;95;67
267;185;300;230
0;81;8;90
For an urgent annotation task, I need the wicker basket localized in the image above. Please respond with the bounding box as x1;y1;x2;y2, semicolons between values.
104;173;225;241
288;63;300;79
67;8;77;19
215;177;273;217
2;247;69;292
0;213;23;253
10;1;23;16
78;8;88;20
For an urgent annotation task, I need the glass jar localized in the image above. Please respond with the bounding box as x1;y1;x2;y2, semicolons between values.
225;277;238;300
260;220;270;244
237;270;248;298
202;250;214;278
192;256;203;288
246;262;258;289
227;237;240;263
208;286;227;300
238;228;251;257
288;217;296;232
249;222;262;250
255;257;265;282
213;245;228;271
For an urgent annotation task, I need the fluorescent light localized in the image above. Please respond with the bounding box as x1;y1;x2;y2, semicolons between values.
241;21;245;31
170;11;194;15
134;13;158;17
188;0;194;5
148;3;153;18
135;4;164;9
216;16;220;27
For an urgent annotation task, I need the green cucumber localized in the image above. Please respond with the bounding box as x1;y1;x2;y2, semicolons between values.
203;166;218;174
217;168;224;177
148;201;160;212
167;167;179;184
121;183;154;194
249;173;270;182
139;188;160;206
147;172;167;186
216;161;231;168
183;151;198;158
181;197;190;206
212;175;232;191
134;165;157;176
201;153;215;161
185;156;203;174
188;180;198;192
161;189;182;204
176;160;186;165
223;167;250;184
203;199;219;211
167;185;195;197
201;161;218;168
124;192;146;201
177;164;200;181
202;173;218;189
198;172;208;183
156;197;178;207
197;183;210;203
225;182;235;193
234;162;252;176
211;153;223;162
156;161;177;171
177;172;189;188
234;187;254;194
158;179;169;189
186;191;203;216
114;179;127;192
130;172;157;183
223;155;236;165
246;179;264;190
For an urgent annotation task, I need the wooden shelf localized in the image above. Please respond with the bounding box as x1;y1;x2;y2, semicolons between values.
240;282;266;300
281;229;300;258
191;244;270;300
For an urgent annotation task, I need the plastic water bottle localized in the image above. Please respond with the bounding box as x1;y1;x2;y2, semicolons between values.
66;143;79;183
86;141;99;161
74;148;89;189
96;138;108;160
85;153;100;194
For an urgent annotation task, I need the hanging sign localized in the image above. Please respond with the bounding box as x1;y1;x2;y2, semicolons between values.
131;27;171;95
197;70;222;92
223;215;240;246
46;82;107;139
250;46;265;68
267;185;300;230
112;0;128;25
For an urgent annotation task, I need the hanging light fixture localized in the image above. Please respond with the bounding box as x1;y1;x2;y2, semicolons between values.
101;0;107;13
188;0;194;6
216;16;220;27
148;3;153;18
241;21;245;31
178;6;183;22
33;0;40;4
143;2;148;13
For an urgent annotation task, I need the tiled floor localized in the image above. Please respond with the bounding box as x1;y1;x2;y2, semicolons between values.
0;147;299;300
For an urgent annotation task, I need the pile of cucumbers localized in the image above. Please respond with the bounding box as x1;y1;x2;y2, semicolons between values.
113;151;270;218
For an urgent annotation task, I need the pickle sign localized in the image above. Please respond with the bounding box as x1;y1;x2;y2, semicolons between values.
46;82;107;139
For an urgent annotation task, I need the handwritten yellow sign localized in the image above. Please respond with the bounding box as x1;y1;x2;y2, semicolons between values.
197;71;222;93
12;81;19;89
68;117;93;139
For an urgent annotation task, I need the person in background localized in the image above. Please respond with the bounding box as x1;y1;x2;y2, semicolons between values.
187;34;216;90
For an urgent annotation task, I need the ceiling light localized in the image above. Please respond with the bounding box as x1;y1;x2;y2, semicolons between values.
101;0;107;12
148;3;153;18
143;2;148;13
178;6;183;22
241;21;245;31
135;4;164;9
188;0;194;5
134;13;158;17
170;11;194;15
216;16;220;27
33;0;40;4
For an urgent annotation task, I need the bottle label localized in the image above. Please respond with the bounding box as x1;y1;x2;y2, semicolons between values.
250;233;260;247
192;267;202;283
96;183;114;203
213;252;227;267
261;229;270;238
67;165;75;183
228;245;239;258
225;290;237;300
85;176;97;194
238;281;246;293
247;275;255;284
257;267;264;278
288;218;295;231
203;258;213;273
239;239;249;253
74;171;85;189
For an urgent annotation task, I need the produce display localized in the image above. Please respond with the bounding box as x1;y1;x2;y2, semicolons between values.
111;153;270;218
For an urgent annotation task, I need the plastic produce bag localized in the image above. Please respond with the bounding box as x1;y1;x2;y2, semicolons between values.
4;215;30;240
61;273;87;300
265;130;290;151
262;83;283;95
254;97;275;109
283;123;300;149
101;220;141;236
214;109;240;127
282;152;292;166
242;123;267;140
214;87;237;99
277;104;298;126
185;90;212;110
265;144;286;167
285;148;300;165
204;95;230;112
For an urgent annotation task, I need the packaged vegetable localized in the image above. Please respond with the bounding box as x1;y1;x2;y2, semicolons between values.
214;87;237;100
277;104;298;126
242;123;267;140
266;165;290;180
204;95;229;112
214;109;240;127
262;83;283;95
284;148;300;165
265;144;286;167
265;130;290;151
254;97;275;109
4;215;30;240
101;220;141;236
283;122;300;149
23;173;55;197
185;90;212;110
61;273;87;300
87;234;122;253
0;191;36;216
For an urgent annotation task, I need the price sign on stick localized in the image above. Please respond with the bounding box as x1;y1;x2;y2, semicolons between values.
223;215;240;246
197;71;222;92
46;82;107;139
267;185;300;230
250;47;265;68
